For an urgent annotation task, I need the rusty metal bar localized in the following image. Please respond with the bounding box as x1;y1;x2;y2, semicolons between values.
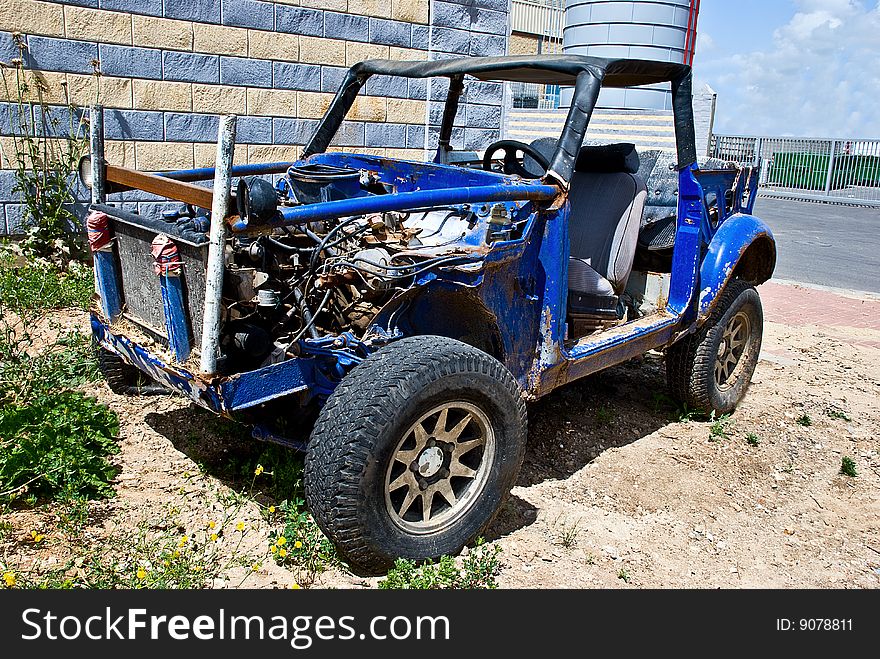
199;114;237;375
105;164;215;209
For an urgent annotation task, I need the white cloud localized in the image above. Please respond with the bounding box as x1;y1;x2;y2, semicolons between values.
696;31;715;54
697;0;880;137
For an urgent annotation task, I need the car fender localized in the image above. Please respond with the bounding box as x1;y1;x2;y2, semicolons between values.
697;214;776;322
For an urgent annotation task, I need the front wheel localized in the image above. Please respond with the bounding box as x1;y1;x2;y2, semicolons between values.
666;279;763;414
304;336;527;575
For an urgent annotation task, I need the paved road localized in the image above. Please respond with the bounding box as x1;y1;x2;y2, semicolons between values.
752;197;880;293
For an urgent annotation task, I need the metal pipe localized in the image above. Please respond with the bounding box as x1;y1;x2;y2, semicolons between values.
200;114;237;375
158;161;293;183
231;183;560;232
89;105;105;205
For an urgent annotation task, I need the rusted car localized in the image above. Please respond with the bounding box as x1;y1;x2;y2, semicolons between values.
84;55;775;574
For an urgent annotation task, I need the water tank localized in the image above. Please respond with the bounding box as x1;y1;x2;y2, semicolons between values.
562;0;698;110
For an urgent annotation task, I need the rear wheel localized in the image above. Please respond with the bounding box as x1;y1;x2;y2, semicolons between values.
304;336;527;575
666;279;763;414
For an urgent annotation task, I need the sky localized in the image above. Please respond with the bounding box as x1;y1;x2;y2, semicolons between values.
694;0;880;138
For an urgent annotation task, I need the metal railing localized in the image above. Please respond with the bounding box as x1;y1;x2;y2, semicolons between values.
711;134;880;206
511;0;565;38
510;82;561;110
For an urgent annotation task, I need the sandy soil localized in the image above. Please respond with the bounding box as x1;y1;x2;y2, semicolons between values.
2;299;879;589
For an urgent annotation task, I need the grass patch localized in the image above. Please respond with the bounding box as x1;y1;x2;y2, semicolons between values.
825;406;852;422
0;255;92;312
709;413;731;442
796;413;812;427
840;457;858;478
617;568;630;583
379;541;501;590
595;406;615;426
745;432;761;447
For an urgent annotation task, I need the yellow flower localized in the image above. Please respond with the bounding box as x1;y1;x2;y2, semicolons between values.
236;522;245;532
275;536;286;547
172;550;180;559
268;506;275;514
278;548;287;558
136;568;147;580
163;560;170;567
254;465;264;476
294;541;302;550
30;531;45;543
3;572;15;588
270;545;277;554
252;563;261;572
290;583;301;590
178;536;188;547
207;521;216;530
210;533;219;542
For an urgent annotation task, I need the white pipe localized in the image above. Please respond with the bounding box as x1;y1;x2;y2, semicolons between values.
199;114;237;375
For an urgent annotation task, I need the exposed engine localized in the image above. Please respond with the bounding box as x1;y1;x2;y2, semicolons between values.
218;166;490;373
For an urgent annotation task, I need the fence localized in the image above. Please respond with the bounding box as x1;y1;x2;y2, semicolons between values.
711;135;880;207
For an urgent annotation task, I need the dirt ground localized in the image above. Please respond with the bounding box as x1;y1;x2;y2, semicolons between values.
3;284;879;589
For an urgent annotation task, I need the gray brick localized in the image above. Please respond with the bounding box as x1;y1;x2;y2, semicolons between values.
164;0;221;23
321;66;347;93
34;105;87;137
330;121;365;147
465;104;501;129
325;12;368;42
163;52;219;83
427;126;464;150
237;115;272;145
429;105;467;127
429;78;450;99
469;33;506;57
465;81;503;105
406;124;425;149
100;44;162;80
222;0;274;30
273;118;319;145
0;31;19;62
364;122;405;148
275;6;324;37
0;102;33;137
442;0;508;11
26;36;97;74
4;204;27;234
221;56;272;88
408;78;427;100
369;18;410;47
366;74;408;99
274;62;321;92
411;26;429;51
59;0;99;7
430;28;470;56
165;112;219;143
464;127;497;151
100;0;161;15
105;109;165;141
474;9;508;36
432;2;472;29
0;170;18;201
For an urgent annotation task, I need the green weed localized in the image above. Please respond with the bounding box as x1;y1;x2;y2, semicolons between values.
268;498;337;588
745;432;760;447
825;406;852;422
0;256;93;312
840;457;858;478
709;413;732;442
595;406;616;426
617;568;630;583
379;540;502;590
796;414;812;427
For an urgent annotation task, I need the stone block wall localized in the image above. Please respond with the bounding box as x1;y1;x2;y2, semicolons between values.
0;0;510;233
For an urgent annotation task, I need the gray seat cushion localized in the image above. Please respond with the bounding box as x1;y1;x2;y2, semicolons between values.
568;170;647;296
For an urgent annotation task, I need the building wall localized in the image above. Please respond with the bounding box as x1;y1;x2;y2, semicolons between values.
0;0;510;234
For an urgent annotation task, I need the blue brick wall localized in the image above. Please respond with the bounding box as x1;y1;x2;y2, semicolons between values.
0;1;511;233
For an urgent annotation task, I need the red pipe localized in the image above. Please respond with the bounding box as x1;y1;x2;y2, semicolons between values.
684;0;702;66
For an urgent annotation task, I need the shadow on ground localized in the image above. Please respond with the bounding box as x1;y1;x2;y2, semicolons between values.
144;355;679;545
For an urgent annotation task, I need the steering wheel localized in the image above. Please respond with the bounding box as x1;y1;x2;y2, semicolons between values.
482;140;551;178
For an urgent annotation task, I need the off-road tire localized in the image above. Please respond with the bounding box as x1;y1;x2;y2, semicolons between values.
304;336;527;575
666;278;763;415
95;344;147;394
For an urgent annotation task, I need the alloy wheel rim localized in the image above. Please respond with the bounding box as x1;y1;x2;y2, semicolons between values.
384;401;495;535
715;311;751;390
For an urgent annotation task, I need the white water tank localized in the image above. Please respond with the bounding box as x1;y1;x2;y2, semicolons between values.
562;0;698;110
